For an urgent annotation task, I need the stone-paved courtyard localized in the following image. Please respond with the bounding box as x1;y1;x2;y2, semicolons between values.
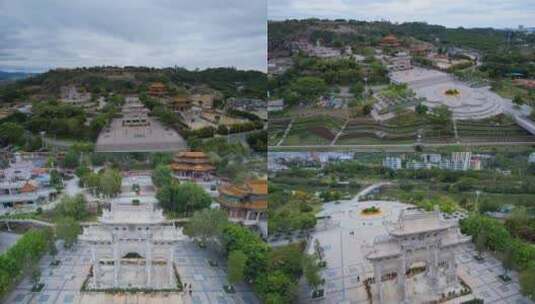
297;200;533;304
4;240;260;304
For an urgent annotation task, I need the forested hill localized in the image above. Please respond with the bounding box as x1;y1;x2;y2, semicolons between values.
269;19;535;55
0;66;266;103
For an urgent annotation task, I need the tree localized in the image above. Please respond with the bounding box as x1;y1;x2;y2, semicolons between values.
246;130;267;152
157;182;212;216
228;250;248;285
475;228;486;258
99;168;122;197
54;194;87;220
501;245;514;277
350;82;364;97
429;105;452;124
287;76;328;104
415;103;428;115
152;164;173;188
520;263;535;300
0;122;25;146
513;95;524;106
55;217;81;248
29;263;41;287
49;170;63;191
63;150;79;169
184;208;228;243
302;254;322;292
84;172;100;195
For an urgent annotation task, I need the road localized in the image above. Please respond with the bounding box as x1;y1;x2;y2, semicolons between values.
269;140;535;152
352;182;392;202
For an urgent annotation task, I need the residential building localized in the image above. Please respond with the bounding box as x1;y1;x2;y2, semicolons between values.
383;157;402;170
268;99;285;112
0;157;58;212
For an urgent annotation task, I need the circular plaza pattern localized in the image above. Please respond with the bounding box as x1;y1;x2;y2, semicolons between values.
390;67;505;120
419;82;504;120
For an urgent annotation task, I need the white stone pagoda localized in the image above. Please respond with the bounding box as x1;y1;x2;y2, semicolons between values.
121;96;150;127
366;207;471;303
79;199;184;290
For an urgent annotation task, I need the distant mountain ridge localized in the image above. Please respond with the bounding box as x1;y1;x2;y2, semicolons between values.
0;70;37;81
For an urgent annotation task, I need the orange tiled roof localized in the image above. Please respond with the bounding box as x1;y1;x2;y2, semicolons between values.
31;168;47;175
20;182;37;193
176;151;209;158
150;82;166;89
170;163;215;172
174;95;191;102
247;179;268;195
380;34;400;46
218;198;267;210
219;179;267;197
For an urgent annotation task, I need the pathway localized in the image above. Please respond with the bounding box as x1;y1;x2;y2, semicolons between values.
452;118;459;142
330;120;349;146
276;118;295;146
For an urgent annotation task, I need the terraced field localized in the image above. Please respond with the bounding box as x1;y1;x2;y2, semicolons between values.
269;112;535;147
336;117;454;145
268;118;292;146
456;116;535;143
283;115;344;145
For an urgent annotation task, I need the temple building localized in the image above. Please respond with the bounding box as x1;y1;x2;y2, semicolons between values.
169;95;192;112
217;179;268;236
387;52;412;71
148;82;167;97
191;93;215;109
170;151;215;182
366;208;471;304
122;96;150;127
380;34;401;48
95;95;187;153
79;198;184;290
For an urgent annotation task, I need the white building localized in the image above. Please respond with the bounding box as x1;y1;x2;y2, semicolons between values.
366;208;471;303
268;99;285;112
79;198;184;290
383;157;402;170
528;152;535;164
387;52;412;71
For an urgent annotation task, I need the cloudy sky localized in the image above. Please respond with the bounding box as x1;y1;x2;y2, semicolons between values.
269;0;535;29
0;0;266;73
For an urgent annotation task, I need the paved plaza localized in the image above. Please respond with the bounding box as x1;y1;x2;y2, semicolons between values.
0;231;21;254
390;67;505;120
4;240;259;304
298;199;533;304
95;117;187;152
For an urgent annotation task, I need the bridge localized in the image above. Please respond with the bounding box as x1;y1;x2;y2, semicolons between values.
513;115;535;135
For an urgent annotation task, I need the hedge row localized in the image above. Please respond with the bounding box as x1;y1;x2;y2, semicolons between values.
0;229;53;297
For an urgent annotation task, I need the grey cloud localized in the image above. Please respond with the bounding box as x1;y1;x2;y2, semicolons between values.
268;0;535;29
0;0;266;72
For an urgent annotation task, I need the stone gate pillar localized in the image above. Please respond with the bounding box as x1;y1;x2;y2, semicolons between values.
374;262;384;304
399;252;407;303
91;245;99;288
145;237;152;287
113;235;120;287
168;246;175;286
